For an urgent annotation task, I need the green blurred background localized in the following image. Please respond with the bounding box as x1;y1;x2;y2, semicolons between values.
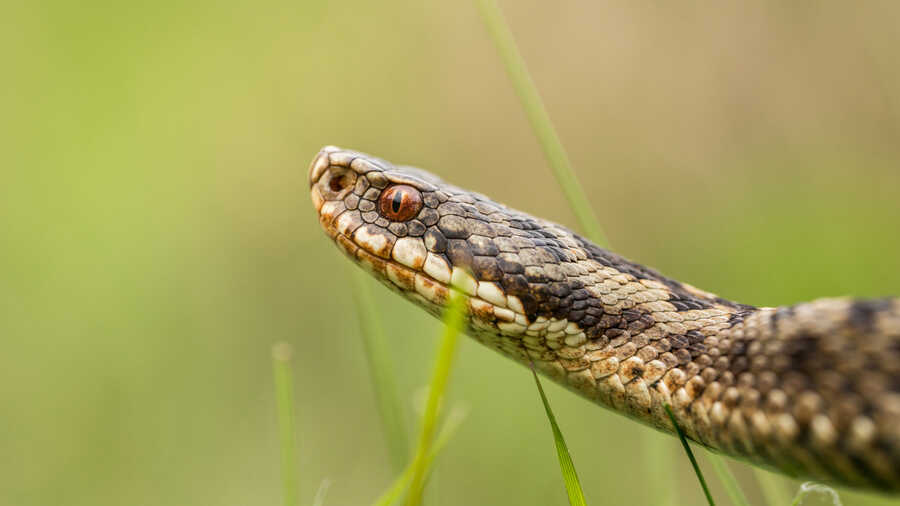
3;1;900;505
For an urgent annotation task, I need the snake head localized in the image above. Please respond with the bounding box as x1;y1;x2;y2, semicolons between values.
309;146;513;317
308;146;728;372
308;145;600;356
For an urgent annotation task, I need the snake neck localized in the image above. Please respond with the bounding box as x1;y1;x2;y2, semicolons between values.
493;237;900;491
576;236;756;312
534;238;900;491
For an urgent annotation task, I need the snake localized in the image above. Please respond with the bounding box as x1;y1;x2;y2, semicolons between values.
308;146;900;493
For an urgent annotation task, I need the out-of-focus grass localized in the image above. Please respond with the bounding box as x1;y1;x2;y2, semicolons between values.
351;271;409;472
708;454;750;506
474;0;608;248
474;3;710;505
404;290;467;505
754;468;792;506
472;3;595;504
3;1;900;505
272;342;299;506
374;405;468;506
311;479;332;506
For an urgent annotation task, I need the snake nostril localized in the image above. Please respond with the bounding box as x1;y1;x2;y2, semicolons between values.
322;168;356;196
329;174;349;192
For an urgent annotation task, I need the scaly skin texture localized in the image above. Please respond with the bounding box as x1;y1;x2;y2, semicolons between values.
308;146;900;492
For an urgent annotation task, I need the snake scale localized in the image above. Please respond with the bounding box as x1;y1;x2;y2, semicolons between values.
309;146;900;492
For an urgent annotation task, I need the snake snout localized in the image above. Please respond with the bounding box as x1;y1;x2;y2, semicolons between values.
308;147;360;217
307;146;338;187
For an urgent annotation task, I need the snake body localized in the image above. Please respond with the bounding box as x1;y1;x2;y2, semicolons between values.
309;146;900;492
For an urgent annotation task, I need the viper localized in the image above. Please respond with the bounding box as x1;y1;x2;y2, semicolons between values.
309;146;900;492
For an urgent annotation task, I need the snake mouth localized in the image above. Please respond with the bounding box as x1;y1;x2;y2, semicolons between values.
324;221;561;364
328;227;456;311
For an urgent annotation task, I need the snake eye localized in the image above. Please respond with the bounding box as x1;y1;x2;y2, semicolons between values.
378;185;423;222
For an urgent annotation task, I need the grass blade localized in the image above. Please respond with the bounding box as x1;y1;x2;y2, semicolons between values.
473;0;609;247
312;478;333;506
530;364;587;506
474;3;689;504
373;404;469;506
403;290;467;506
664;404;715;506
642;431;676;506
753;468;791;506
272;342;299;506
707;453;749;506
351;270;409;472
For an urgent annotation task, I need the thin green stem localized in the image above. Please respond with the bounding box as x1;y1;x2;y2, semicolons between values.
474;3;687;504
272;342;299;506
753;468;791;506
404;291;467;506
642;430;676;506
708;453;750;506
664;404;715;506
351;270;409;472
474;0;609;247
531;364;587;506
373;405;468;506
312;479;333;506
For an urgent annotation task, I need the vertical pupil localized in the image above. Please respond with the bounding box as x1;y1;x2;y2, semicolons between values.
391;192;403;213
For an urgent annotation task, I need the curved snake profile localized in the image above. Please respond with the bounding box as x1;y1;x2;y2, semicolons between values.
309;146;900;492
